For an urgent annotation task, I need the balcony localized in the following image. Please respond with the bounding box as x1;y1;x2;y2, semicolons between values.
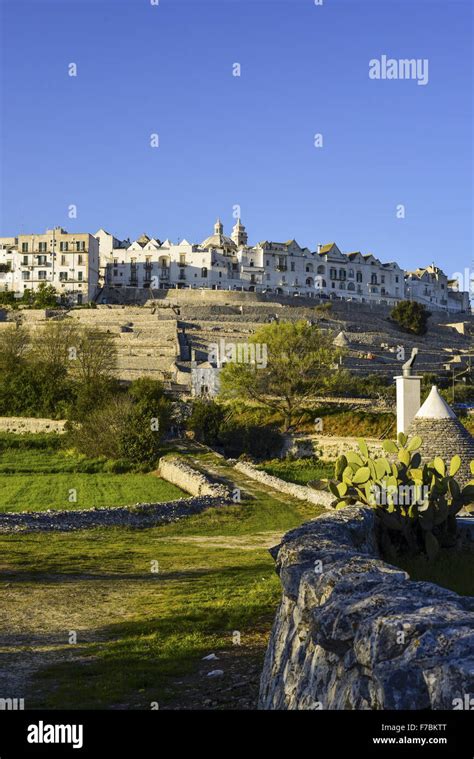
178;261;186;268
276;265;287;272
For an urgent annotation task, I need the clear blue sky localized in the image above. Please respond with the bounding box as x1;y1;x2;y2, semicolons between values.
0;0;472;280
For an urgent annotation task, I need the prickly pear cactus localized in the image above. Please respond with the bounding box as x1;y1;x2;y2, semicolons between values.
325;433;474;559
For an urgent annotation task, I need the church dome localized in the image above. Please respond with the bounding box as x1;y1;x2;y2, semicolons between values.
201;219;237;252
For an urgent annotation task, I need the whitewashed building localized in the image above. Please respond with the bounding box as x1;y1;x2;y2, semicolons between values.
405;265;469;313
0;221;469;311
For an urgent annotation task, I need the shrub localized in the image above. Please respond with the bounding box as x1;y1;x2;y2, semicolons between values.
188;400;227;446
219;420;283;460
390;300;430;335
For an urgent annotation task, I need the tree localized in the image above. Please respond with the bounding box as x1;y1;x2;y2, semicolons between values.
120;379;171;466
68;327;117;420
0;325;30;373
69;380;171;467
68;395;133;460
219;320;340;431
390;301;430;336
33;283;59;308
188;400;227;446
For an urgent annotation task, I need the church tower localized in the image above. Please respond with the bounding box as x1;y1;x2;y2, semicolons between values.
231;218;248;247
214;218;224;236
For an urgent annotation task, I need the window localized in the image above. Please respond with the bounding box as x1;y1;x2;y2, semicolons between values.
22;243;28;253
77;255;83;265
38;271;47;280
78;271;83;282
38;255;47;265
22;271;30;281
59;272;68;282
22;256;28;266
356;272;362;283
395;276;399;283
60;242;69;252
291;262;295;272
61;255;66;265
38;242;47;253
266;272;270;281
348;269;354;278
330;268;337;280
201;267;208;278
339;268;346;280
381;275;385;284
76;241;85;252
371;274;377;285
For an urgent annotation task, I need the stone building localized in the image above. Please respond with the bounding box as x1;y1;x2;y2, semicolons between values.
409;385;474;485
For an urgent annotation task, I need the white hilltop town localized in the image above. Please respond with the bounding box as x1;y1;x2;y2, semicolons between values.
0;219;471;312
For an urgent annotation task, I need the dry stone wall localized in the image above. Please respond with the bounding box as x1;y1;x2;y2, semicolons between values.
259;507;474;710
159;456;232;498
234;461;333;507
0;417;66;434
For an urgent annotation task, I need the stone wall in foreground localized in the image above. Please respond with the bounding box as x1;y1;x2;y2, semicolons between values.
259;507;474;710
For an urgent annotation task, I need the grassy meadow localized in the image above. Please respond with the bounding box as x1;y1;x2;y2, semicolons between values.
0;433;184;512
258;457;333;486
0;450;324;709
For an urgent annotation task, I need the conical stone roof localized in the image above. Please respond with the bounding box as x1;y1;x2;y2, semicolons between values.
409;386;474;485
333;331;349;348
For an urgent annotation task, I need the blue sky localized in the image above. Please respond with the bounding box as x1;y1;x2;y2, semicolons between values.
0;0;472;280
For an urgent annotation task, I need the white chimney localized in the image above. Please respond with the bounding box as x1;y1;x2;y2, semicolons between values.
395;347;421;434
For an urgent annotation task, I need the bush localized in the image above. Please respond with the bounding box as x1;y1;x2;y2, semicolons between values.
390;300;430;335
69;380;172;468
218;420;283;460
187;399;283;459
188;400;227;446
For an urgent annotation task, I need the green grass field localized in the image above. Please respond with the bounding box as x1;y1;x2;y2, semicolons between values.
0;450;325;709
258;457;333;486
0;437;185;511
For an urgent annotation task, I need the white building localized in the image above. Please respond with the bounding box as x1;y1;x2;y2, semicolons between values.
405;265;469;313
100;219;413;306
0;221;469;312
0;227;99;304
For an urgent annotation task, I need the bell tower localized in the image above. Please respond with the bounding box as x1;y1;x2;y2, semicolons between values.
231;218;248;247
